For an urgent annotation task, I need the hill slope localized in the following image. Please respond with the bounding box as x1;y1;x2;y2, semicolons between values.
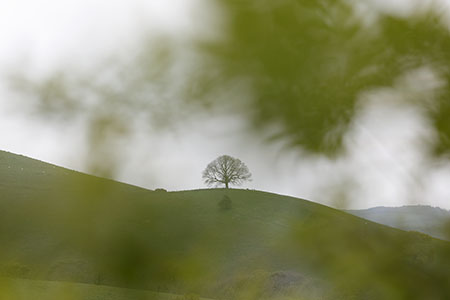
347;206;450;241
0;277;212;300
1;150;449;299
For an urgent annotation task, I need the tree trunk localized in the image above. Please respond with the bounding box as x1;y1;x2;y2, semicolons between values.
225;181;229;189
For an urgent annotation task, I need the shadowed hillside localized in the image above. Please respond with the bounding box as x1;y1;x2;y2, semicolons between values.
1;150;449;299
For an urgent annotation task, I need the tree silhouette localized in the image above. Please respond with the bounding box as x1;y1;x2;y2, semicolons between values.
202;155;251;189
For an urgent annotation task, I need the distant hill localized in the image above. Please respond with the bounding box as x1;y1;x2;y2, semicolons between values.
1;150;449;299
347;206;450;241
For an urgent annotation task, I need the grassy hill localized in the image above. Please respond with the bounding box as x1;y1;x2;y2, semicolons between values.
347;206;450;241
0;277;212;300
1;150;450;299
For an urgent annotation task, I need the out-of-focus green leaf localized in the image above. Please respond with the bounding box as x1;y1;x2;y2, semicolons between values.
193;0;450;155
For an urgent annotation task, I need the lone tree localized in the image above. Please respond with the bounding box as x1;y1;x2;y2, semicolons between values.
202;155;252;189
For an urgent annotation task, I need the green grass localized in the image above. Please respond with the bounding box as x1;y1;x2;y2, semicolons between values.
1;150;450;299
0;277;210;300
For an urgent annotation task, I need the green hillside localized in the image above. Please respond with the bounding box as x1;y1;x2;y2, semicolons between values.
1;150;449;299
347;206;450;241
0;277;212;300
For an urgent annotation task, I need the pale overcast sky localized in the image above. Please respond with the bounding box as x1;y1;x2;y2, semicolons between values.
1;0;450;210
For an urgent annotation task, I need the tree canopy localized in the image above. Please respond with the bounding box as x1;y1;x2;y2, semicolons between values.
202;155;252;189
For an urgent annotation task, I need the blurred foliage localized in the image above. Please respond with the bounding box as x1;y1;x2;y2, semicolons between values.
0;277;197;300
3;1;450;299
10;1;450;158
192;0;450;155
291;212;450;299
1;151;450;299
8;37;202;176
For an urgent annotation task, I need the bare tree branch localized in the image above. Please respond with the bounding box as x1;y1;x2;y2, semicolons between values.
202;155;252;189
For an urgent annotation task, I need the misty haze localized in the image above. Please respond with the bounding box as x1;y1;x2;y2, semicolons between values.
1;0;450;299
